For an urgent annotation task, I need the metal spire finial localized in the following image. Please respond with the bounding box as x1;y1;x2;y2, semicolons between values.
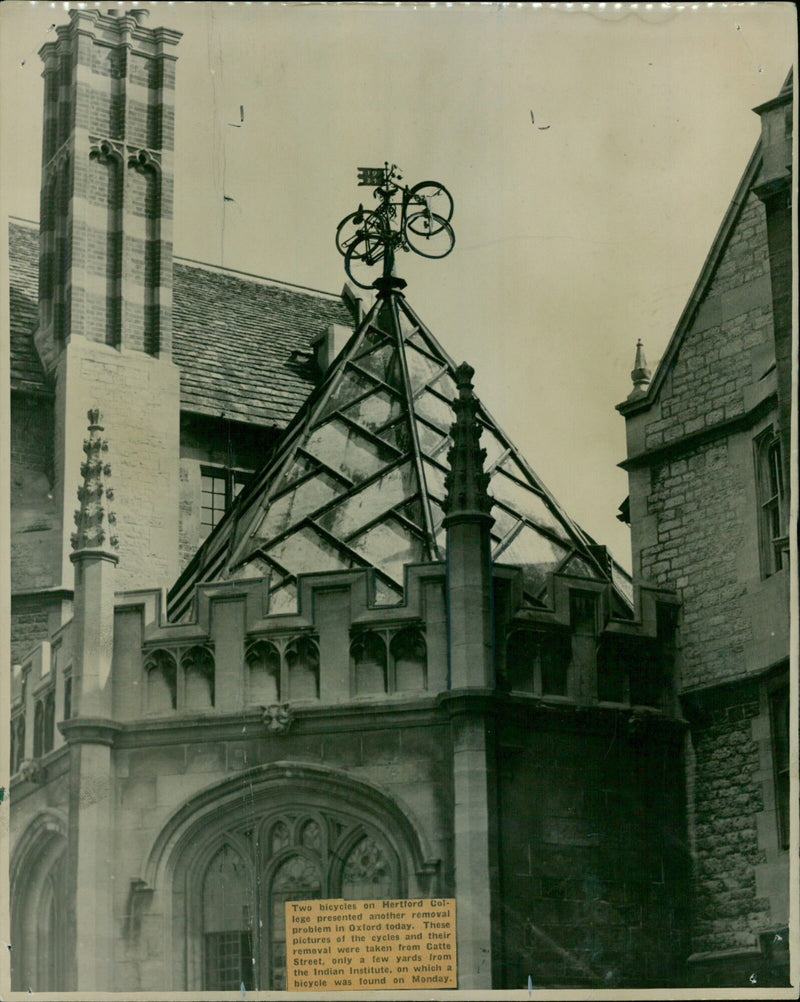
629;338;652;398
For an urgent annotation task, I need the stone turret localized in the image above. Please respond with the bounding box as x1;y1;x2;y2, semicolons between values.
34;8;182;596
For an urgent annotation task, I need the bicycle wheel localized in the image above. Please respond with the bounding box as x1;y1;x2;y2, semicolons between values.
344;232;386;289
404;213;455;258
406;181;453;228
335;210;380;258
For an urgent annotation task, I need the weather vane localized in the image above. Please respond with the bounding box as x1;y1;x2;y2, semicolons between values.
335;163;455;290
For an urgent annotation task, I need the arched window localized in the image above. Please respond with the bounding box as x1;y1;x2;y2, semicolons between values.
63;676;72;722
391;629;427;691
11;714;25;774
183;646;215;709
506;630;537;693
10;817;67;992
203;844;254;991
285;637;319;701
246;640;281;704
145;649;177;712
268;854;322;991
43;690;55;754
755;428;787;578
33;700;44;758
168;781;422;992
36;864;65;990
351;632;387;695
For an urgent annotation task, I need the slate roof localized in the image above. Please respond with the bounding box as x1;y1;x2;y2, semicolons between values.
8;218;353;428
9;221;47;396
168;280;632;621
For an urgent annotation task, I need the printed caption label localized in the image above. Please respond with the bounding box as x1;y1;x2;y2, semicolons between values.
285;897;457;990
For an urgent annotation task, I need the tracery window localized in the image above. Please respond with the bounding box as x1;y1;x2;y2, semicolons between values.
243;636;320;705
350;627;427;696
191;810;399;991
145;649;177;711
246;640;281;704
182;646;215;709
10;821;67;992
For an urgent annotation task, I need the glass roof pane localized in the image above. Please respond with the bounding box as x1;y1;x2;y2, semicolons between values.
349;518;425;586
612;562;634;606
479;424;508;469
269;581;298;615
265;525;356;574
229;554;274;581
251;472;341;543
561;553;600;580
430;370;457;401
422;459;448;502
493;524;569;590
320;366;377;418
415;418;449;457
341;388;404;433
404;343;445;393
489;470;569;539
316;461;418;539
376;419;414;453
489;502;521;541
354;343;402;389
305;419;396;484
278;453;319;489
396;496;425;531
414;388;454;430
374;578;403;606
407;330;428;352
397;306;419;340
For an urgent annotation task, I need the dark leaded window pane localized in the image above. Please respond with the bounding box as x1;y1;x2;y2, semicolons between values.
269;855;321;990
506;630;537;693
541;637;569;696
203;845;254;990
204;932;253;991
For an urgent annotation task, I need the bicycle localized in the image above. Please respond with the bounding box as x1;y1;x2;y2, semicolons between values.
335;163;455;289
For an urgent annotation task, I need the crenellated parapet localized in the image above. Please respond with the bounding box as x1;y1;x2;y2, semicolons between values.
10;556;681;783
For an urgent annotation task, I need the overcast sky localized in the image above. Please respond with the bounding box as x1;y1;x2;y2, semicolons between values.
1;2;795;574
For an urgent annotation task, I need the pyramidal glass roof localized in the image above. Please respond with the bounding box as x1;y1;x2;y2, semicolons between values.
168;285;624;621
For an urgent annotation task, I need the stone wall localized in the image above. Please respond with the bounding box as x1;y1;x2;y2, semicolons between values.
498;710;689;988
54;338;181;593
640;440;749;690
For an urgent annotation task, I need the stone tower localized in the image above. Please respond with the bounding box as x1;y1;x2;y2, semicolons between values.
33;8;182;594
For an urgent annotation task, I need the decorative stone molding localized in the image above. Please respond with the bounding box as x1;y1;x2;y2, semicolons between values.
89;137;124;165
262;703;294;735
17;758;46;785
127;146;162;175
